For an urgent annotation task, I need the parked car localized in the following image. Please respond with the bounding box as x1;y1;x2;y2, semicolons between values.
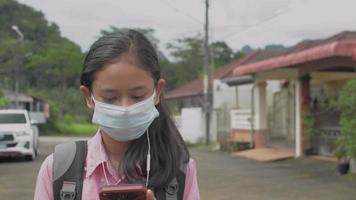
0;109;39;160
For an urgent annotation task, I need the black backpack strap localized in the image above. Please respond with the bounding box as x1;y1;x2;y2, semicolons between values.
155;162;187;200
175;167;186;200
53;141;87;200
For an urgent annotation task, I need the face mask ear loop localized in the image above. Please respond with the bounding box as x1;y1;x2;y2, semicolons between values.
146;129;151;188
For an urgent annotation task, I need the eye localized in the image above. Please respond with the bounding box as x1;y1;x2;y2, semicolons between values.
132;96;145;102
103;97;116;104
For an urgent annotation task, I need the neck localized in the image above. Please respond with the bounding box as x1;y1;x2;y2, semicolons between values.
100;130;131;168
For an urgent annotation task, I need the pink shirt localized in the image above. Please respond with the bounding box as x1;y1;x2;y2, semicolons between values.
34;132;200;200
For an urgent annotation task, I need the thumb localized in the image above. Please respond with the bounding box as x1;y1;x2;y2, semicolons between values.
146;189;155;200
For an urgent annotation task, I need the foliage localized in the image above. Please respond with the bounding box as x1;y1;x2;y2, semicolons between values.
0;91;9;108
165;34;243;91
98;26;169;61
333;136;349;162
26;39;83;88
302;111;315;149
55;122;97;136
42;113;96;136
337;79;356;158
54;114;97;136
211;41;244;68
0;98;9;108
0;0;84;125
0;0;247;135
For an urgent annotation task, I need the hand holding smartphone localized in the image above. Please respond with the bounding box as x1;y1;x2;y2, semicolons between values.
99;184;147;200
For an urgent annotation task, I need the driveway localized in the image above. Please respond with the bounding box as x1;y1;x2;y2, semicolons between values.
0;137;356;200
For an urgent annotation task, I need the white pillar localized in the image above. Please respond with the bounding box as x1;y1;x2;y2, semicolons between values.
295;80;302;157
254;82;267;130
253;82;267;148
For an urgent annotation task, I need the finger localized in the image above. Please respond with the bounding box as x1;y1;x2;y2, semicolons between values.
146;189;155;200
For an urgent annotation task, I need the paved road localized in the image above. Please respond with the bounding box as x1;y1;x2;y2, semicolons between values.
1;137;356;200
0;136;88;200
193;148;356;200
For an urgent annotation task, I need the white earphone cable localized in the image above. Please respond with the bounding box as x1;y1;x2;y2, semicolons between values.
146;129;151;188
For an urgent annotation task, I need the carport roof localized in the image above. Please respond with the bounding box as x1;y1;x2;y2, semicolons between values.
165;51;269;100
233;31;356;76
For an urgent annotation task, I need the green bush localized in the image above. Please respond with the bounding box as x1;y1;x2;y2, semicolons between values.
302;111;315;149
55;121;97;136
337;79;356;158
42;114;96;136
0;97;10;108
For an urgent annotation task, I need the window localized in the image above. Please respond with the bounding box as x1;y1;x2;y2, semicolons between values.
0;114;27;124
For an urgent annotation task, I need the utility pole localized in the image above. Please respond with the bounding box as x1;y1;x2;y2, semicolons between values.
11;25;24;109
204;0;212;145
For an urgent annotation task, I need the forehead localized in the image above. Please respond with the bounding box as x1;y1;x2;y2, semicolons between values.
92;56;154;93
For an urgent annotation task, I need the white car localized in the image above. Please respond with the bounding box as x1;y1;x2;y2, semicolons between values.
0;109;39;160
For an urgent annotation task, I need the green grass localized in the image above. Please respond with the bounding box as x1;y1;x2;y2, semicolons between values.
55;122;97;136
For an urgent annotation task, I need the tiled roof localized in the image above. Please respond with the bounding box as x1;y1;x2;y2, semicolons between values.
166;31;356;100
165;79;204;100
165;51;260;100
233;30;356;76
285;31;356;54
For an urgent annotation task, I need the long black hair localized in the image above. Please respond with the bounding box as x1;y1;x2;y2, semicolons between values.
80;29;189;189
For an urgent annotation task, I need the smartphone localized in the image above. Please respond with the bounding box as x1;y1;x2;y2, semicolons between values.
99;184;147;200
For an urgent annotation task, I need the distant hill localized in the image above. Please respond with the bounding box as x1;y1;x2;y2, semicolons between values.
264;44;288;52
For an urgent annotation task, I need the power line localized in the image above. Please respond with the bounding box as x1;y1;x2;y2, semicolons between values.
218;2;293;40
158;0;203;25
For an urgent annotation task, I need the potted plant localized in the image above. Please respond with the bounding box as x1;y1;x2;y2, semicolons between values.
337;79;356;174
303;112;316;155
333;137;350;175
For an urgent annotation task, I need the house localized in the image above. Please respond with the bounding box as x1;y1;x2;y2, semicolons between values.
166;51;281;144
1;90;49;124
226;30;356;157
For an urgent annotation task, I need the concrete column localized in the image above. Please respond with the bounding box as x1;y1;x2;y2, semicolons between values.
253;82;267;148
295;80;302;157
295;75;311;157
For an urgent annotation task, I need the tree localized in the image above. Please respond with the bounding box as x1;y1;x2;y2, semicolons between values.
241;45;254;54
27;39;83;117
211;41;233;68
0;0;84;122
164;35;204;90
164;34;241;91
337;79;356;158
0;90;9;108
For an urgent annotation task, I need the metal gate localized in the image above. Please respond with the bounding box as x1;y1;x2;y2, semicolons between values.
215;106;231;150
268;84;296;149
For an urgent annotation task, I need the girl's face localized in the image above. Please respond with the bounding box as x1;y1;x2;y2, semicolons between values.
80;53;165;109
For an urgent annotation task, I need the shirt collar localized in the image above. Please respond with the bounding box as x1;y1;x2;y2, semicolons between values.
84;130;145;180
85;130;109;178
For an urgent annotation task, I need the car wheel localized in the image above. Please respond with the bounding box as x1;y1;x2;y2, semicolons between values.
25;147;36;161
35;148;38;157
24;154;33;161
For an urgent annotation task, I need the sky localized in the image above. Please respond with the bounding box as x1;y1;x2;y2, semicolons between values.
17;0;356;54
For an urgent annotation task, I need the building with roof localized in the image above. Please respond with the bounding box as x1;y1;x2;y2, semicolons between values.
1;90;49;124
226;30;356;157
166;30;356;158
166;52;280;144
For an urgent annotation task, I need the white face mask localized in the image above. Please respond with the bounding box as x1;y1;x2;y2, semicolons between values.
91;91;159;141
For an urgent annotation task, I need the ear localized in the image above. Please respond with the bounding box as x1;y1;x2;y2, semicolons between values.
80;85;95;110
154;79;165;105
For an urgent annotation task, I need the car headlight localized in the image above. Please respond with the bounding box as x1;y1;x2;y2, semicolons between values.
15;131;30;137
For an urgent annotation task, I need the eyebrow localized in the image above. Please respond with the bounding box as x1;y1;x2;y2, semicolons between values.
129;85;147;92
100;88;116;93
98;86;147;94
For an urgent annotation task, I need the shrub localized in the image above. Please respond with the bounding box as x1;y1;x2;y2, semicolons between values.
337;79;356;158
